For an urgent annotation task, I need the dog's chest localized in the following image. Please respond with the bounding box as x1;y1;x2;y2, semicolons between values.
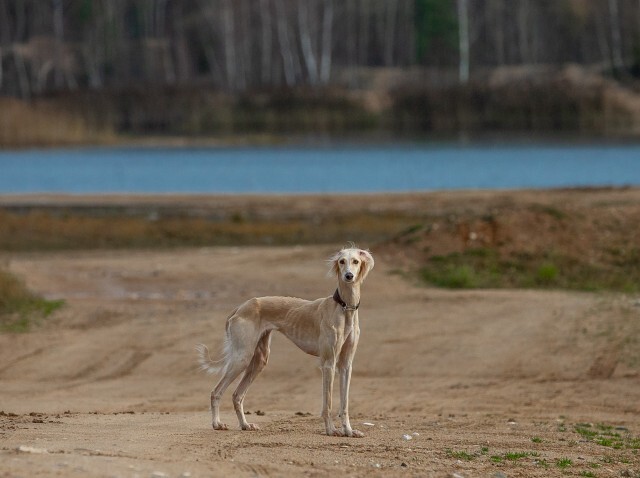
341;311;358;341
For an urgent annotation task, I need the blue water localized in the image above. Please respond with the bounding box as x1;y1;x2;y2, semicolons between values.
0;144;639;194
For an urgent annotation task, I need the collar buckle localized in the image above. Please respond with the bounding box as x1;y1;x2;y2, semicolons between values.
332;289;360;311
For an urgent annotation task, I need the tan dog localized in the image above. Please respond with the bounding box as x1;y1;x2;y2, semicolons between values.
197;246;374;437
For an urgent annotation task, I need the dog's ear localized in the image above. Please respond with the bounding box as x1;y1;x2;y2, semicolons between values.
327;251;342;278
357;249;374;282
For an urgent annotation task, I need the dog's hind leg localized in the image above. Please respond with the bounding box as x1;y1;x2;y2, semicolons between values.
210;360;246;430
210;316;259;430
232;330;272;430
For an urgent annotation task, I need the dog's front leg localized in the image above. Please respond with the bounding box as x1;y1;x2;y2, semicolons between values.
321;358;341;436
338;363;365;437
337;329;363;437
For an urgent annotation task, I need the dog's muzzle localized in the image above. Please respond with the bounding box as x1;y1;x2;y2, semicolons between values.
344;272;354;282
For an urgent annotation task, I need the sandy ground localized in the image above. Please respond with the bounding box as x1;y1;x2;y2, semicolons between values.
1;245;639;477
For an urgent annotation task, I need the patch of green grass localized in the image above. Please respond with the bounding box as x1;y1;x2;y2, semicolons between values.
447;449;475;461
0;269;64;333
423;264;478;289
531;436;543;443
574;423;639;450
490;451;531;463
575;424;599;439
504;451;530;461
419;247;639;292
580;471;596;478
556;457;573;469
536;262;559;285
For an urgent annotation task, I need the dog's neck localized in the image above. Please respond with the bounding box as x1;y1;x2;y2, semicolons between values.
336;281;361;310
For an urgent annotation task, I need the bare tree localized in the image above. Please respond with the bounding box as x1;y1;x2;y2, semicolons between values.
196;0;225;87
52;0;64;88
2;0;640;96
608;0;624;70
457;0;469;83
345;0;357;85
259;0;273;85
358;0;370;66
298;0;319;85
319;0;333;84
516;0;532;64
488;0;505;65
384;0;397;66
275;0;296;86
222;0;237;89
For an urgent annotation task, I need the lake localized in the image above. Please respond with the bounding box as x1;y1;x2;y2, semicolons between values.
1;143;639;194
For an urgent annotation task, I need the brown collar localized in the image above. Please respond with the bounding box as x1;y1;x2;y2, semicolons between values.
333;289;360;311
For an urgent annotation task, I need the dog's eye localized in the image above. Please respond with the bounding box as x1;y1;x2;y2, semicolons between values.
339;259;345;265
353;260;359;265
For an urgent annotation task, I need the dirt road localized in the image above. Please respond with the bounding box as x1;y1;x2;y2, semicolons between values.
1;246;639;477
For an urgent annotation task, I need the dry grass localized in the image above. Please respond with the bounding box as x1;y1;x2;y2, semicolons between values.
0;97;114;148
0;208;416;251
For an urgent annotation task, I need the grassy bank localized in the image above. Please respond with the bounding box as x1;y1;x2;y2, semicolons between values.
2;189;639;293
0;97;115;149
0;269;63;332
2;66;640;148
419;247;639;292
379;188;640;293
0;201;418;251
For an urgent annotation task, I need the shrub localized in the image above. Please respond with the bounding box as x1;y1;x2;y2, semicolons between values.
0;269;63;332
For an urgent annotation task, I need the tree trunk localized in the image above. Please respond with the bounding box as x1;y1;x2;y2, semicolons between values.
319;0;333;84
274;0;295;86
14;50;31;99
298;0;319;85
358;0;370;66
222;0;237;89
608;0;624;70
156;0;175;84
259;0;272;85
171;2;190;83
457;0;469;83
490;0;505;65
384;0;397;66
346;0;357;85
517;0;530;64
52;0;64;88
195;0;225;87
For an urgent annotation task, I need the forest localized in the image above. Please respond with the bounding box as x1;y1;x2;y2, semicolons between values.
2;0;640;144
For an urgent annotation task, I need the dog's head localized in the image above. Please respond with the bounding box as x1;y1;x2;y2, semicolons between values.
329;245;374;284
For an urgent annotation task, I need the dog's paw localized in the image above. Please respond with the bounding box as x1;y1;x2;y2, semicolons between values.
242;423;260;431
212;422;229;431
348;429;365;438
327;429;345;437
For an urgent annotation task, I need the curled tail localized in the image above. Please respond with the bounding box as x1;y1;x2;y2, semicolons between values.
195;343;228;375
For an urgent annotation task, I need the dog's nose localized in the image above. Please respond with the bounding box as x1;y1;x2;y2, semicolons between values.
345;272;354;281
